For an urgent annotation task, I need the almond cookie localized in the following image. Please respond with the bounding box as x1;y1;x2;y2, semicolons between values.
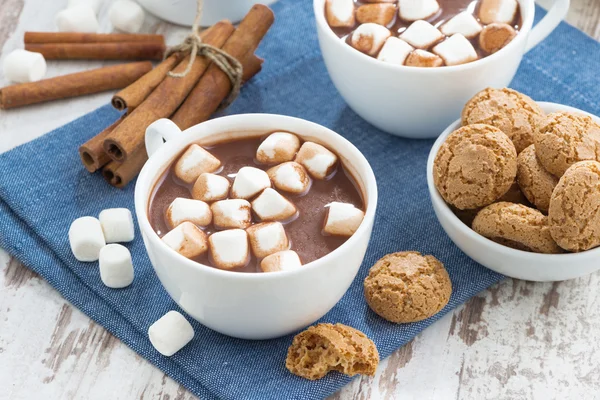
363;252;452;323
461;88;544;154
472;202;562;253
285;323;379;380
548;161;600;252
516;145;558;212
534;112;600;177
433;124;517;210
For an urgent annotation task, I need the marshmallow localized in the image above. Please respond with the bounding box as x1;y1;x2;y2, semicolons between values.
325;0;355;28
323;202;365;236
398;0;440;21
479;0;519;24
165;198;212;229
99;244;134;289
479;23;517;54
211;199;252;229
295;142;338;180
162;221;208;259
99;208;135;243
251;188;298;222
69;216;106;262
2;50;46;83
231;167;271;199
350;23;391;56
260;250;302;273
192;173;230;202
208;229;249;269
267;162;311;194
433;34;478;66
67;0;103;14
356;3;397;26
400;20;444;49
55;5;99;33
174;144;221;184
246;222;290;259
377;37;414;66
148;311;194;357
405;49;444;67
256;132;301;165
441;11;482;39
109;0;145;34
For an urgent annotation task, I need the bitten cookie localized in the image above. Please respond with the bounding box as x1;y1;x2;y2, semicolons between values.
363;252;452;323
548;161;600;252
516;145;558;212
534;112;600;177
433;124;517;210
472;202;562;254
285;323;379;380
461;88;544;154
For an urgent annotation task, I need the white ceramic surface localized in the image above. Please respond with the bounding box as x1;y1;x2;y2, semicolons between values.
314;0;570;139
427;102;600;282
135;114;377;339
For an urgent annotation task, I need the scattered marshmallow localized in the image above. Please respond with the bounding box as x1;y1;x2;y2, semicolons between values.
191;173;230;202
99;208;135;243
325;0;355;28
148;311;194;357
405;49;444;67
251;188;297;222
398;0;440;21
231;167;271;199
479;23;517;54
433;34;478;66
69;216;106;262
356;3;397;26
162;221;208;259
377;37;414;66
323;202;365;236
260;250;302;273
67;0;103;15
350;23;391;56
99;244;134;289
267;162;311;194
174;144;221;184
211;199;252;229
109;0;145;34
55;5;99;33
165;198;212;229
256;132;301;165
2;49;46;83
400;20;444;49
246;222;289;259
479;0;519;24
208;229;249;269
440;11;482;39
295;142;338;180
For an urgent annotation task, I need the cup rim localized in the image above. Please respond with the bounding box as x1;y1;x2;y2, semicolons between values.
134;113;378;280
313;0;535;74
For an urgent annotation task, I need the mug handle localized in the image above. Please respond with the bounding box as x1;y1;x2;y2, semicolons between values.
526;0;570;52
145;118;182;157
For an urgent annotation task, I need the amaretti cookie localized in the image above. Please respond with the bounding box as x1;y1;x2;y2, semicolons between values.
516;145;558;212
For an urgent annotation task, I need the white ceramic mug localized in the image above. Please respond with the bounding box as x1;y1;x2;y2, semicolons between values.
314;0;570;138
134;114;378;339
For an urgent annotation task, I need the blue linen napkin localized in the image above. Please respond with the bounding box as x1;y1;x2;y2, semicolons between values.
1;1;599;399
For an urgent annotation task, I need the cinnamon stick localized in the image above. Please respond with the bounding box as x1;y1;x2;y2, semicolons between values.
24;32;164;44
103;21;236;162
0;61;152;109
25;42;165;60
79;115;125;173
102;146;148;188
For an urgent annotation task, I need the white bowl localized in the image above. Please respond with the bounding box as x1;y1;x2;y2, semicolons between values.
135;114;377;339
427;102;600;282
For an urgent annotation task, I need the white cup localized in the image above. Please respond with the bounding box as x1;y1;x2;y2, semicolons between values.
314;0;570;139
134;114;378;339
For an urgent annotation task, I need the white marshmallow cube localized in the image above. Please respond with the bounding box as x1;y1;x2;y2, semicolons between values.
211;199;252;229
267;162;311;194
323;202;365;237
252;188;297;222
231;167;271;199
55;5;100;33
377;37;414;65
2;49;46;83
174;144;221;184
148;311;194;357
162;221;208;259
400;20;444;49
433;34;478;66
256;132;301;165
166;198;212;229
441;11;482;39
398;0;440;21
405;49;444;67
109;0;145;34
260;250;302;273
295;142;338;180
192;173;230;202
246;222;289;259
68;0;103;15
325;0;355;28
479;0;518;24
208;229;249;269
69;216;106;262
350;23;391;56
99;244;134;289
99;208;135;243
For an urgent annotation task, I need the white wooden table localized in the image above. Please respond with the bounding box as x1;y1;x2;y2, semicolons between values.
1;1;599;399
